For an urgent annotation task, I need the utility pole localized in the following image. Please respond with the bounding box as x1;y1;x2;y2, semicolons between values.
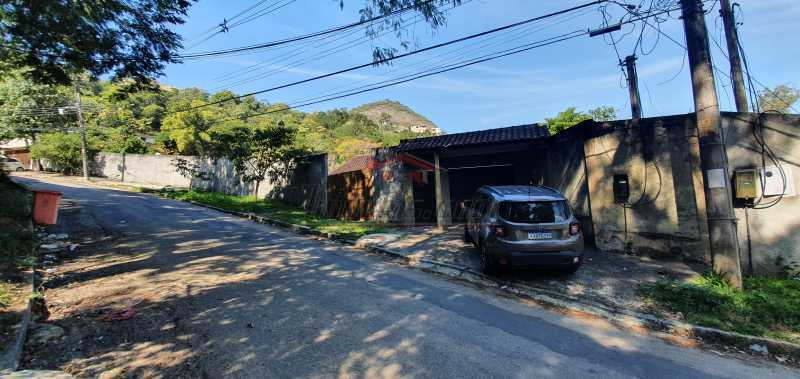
681;0;742;288
74;81;90;181
720;0;749;112
623;55;642;120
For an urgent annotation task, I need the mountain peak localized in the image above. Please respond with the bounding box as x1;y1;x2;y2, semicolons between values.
352;100;443;135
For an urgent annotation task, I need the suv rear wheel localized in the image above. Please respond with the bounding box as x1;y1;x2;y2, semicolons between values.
463;224;473;244
479;242;498;275
15;167;23;172
562;263;581;275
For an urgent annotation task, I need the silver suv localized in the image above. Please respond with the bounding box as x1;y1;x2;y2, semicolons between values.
464;185;584;274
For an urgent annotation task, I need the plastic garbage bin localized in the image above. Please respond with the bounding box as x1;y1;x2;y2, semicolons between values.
33;190;62;224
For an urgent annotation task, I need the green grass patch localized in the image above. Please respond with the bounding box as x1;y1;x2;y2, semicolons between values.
639;272;800;343
0;283;11;308
151;189;386;240
0;173;36;271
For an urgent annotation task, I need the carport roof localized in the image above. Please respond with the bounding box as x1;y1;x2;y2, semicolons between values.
395;123;549;151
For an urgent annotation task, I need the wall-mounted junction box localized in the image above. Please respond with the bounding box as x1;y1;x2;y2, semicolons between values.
735;169;757;199
761;164;796;197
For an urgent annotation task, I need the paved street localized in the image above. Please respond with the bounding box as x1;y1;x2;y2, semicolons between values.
12;174;800;378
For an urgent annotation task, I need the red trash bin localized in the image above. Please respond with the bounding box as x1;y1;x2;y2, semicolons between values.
33;190;62;225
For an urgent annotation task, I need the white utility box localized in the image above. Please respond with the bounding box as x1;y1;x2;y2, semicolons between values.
761;164;796;197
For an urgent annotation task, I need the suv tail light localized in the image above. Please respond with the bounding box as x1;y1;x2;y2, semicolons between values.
569;222;581;236
491;223;507;238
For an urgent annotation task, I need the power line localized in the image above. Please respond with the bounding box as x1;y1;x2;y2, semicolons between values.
179;0;437;59
210;8;472;90
168;0;610;115
207;31;589;127
200;6;682;126
208;0;473;89
183;0;298;51
282;6;595;106
630;1;799;113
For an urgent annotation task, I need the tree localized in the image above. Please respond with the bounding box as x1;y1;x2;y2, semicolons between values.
0;72;71;143
0;0;193;86
212;125;307;196
545;107;591;135
338;1;461;62
29;132;99;174
160;100;214;155
588;106;617;122
100;125;148;154
333;138;382;164
757;84;800;113
545;106;617;135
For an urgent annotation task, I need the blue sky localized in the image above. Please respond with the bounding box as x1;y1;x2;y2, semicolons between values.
162;0;800;134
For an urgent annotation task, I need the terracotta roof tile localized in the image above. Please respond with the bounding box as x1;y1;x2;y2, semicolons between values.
329;155;373;175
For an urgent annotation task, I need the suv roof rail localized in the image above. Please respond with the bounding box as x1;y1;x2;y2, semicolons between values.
538;185;560;194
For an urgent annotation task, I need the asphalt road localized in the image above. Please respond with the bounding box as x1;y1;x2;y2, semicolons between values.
13;174;800;378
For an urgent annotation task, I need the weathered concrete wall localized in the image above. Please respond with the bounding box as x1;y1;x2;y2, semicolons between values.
268;153;328;216
372;148;414;224
579;115;709;262
92;152;328;215
92;153;193;188
723;112;800;275
544;124;595;245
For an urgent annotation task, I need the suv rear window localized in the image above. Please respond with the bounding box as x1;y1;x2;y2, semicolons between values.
498;201;571;223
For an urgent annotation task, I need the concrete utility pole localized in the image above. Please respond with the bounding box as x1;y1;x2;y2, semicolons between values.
720;0;749;112
74;81;90;181
623;55;642;120
680;0;742;288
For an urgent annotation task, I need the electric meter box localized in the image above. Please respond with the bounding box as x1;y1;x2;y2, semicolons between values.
735;169;757;199
613;174;629;204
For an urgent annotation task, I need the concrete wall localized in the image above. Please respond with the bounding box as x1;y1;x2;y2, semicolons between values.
723;112;800;275
92;152;328;215
545;112;800;274
544;125;595;245
578;115;710;262
92;153;193;188
371;148;414;224
268;153;328;216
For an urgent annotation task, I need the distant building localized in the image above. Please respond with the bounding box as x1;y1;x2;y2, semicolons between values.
408;124;443;135
0;138;32;168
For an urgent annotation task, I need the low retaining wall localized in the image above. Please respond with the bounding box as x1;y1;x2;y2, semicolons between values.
91;152;328;215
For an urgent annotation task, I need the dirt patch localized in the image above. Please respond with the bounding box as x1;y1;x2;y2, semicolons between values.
20;202;210;378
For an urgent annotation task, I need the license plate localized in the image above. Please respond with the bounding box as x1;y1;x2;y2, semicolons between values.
528;232;552;240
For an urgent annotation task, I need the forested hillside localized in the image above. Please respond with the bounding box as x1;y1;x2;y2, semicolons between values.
0;74;440;166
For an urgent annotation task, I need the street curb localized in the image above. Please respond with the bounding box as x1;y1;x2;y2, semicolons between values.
0;180;38;374
0;253;36;375
122;191;800;358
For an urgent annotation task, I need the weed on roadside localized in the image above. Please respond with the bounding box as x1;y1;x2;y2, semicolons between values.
639;272;800;343
0;283;11;308
150;188;386;239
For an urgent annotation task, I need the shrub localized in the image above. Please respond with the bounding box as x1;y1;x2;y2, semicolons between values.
0;174;35;269
30;132;99;174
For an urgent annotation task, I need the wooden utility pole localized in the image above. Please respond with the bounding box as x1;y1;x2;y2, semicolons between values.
720;0;749;112
74;81;89;181
623;55;642;119
681;0;742;288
